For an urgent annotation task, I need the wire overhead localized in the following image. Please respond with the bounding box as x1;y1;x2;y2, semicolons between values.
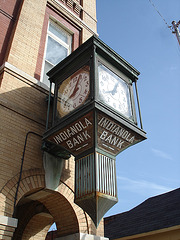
148;0;180;46
148;0;172;30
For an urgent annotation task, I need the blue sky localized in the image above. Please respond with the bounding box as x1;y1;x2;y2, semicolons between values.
96;0;180;216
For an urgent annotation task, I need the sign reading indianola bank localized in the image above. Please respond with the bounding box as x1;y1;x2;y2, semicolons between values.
47;111;94;156
46;110;145;158
97;112;144;156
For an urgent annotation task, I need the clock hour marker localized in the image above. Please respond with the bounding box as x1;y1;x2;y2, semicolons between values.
57;66;90;117
98;63;132;119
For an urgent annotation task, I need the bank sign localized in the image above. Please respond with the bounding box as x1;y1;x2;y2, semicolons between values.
47;112;94;156
97;112;144;156
46;111;145;157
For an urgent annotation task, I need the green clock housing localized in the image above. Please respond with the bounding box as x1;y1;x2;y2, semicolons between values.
43;35;146;227
45;35;144;130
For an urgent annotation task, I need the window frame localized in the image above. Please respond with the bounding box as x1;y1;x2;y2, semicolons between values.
34;5;81;86
40;18;73;86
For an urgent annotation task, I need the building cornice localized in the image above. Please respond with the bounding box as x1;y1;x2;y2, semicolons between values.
48;0;98;36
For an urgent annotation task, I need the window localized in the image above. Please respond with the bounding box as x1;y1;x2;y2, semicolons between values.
42;20;72;87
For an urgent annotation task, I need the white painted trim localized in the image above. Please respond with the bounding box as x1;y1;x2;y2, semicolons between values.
1;62;50;91
56;233;109;240
0;215;18;228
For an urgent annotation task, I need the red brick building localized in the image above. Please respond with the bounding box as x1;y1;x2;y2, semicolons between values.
0;0;108;239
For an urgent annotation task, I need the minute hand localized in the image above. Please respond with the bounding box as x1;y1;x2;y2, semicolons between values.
106;82;119;95
69;74;82;99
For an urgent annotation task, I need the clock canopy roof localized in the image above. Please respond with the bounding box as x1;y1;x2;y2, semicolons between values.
47;35;140;84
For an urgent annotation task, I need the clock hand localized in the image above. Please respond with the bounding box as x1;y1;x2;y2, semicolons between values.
105;82;119;95
69;74;82;99
112;82;119;95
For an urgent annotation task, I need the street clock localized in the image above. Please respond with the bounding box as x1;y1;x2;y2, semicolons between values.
57;65;90;118
43;35;146;227
98;63;133;120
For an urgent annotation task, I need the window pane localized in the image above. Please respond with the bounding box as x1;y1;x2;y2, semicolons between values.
41;21;72;87
49;22;68;44
46;36;68;65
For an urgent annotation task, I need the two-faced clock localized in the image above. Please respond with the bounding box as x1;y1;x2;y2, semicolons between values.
44;36;146;228
98;63;133;120
57;65;90;118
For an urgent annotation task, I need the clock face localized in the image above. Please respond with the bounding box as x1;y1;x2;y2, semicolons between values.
57;65;90;118
98;64;132;119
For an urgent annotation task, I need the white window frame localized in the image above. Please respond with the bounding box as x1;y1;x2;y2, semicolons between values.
41;18;72;88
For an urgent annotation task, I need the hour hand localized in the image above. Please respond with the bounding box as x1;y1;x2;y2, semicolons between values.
69;75;82;99
69;86;79;99
106;82;119;95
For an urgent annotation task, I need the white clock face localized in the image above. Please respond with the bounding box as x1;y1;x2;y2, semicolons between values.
57;66;90;118
98;64;132;119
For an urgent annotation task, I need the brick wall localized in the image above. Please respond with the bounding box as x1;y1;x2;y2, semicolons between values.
0;0;102;238
0;0;22;65
0;68;46;192
45;230;57;240
6;0;47;76
22;214;52;240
